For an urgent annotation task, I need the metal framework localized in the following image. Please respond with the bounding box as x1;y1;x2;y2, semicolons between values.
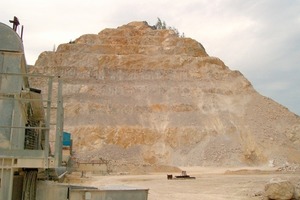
0;72;64;200
0;19;149;200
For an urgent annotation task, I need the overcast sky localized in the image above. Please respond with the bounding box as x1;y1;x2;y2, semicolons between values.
1;0;300;115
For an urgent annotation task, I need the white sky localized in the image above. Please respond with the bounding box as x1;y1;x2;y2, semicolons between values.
1;0;300;115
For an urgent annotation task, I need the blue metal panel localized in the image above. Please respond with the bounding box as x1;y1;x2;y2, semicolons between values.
63;132;71;146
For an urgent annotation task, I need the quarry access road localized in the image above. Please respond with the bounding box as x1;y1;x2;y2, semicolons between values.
66;167;300;200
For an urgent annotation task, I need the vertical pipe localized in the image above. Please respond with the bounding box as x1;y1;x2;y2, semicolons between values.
0;158;3;188
21;25;24;41
0;159;14;200
54;77;63;167
44;77;53;168
9;109;15;150
8;159;14;200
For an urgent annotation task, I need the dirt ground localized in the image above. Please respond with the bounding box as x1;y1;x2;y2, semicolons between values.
65;167;300;200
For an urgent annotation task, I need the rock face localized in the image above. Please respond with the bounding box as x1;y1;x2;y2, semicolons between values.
30;21;300;171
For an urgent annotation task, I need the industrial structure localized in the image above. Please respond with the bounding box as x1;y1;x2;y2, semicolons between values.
0;19;148;200
0;19;68;199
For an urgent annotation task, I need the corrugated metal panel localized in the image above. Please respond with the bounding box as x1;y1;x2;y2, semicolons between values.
24;128;38;150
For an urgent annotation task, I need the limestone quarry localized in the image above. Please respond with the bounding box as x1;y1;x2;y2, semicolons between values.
30;21;300;174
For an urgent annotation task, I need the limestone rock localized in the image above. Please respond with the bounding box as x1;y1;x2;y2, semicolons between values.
29;21;300;170
265;179;294;200
294;182;300;200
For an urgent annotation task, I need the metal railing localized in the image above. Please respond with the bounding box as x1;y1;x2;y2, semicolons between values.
0;72;64;169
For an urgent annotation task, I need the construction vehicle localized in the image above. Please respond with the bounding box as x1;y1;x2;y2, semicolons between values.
0;19;148;200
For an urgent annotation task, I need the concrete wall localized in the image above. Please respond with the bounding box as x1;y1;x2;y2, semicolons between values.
36;181;68;200
36;181;148;200
70;188;148;200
